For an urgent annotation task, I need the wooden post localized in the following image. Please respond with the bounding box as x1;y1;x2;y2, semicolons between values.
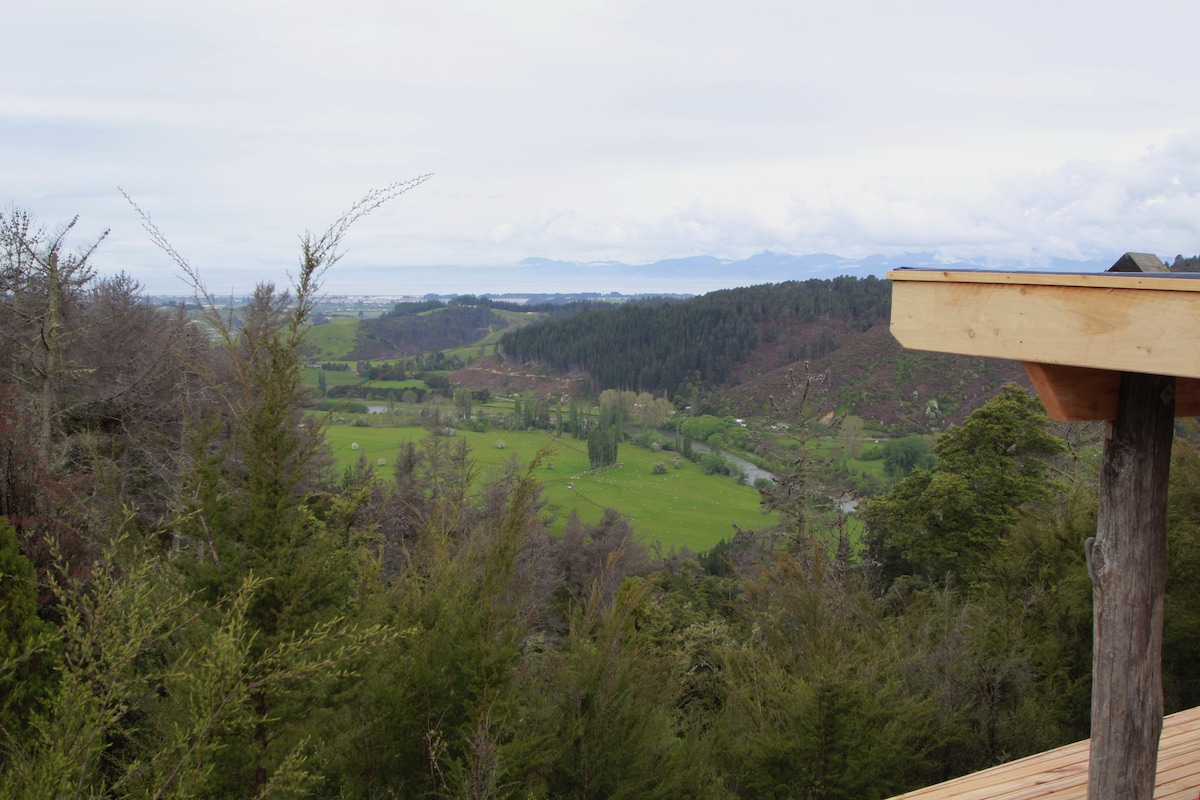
1088;371;1174;799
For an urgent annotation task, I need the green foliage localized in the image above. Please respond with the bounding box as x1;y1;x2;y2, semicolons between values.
588;422;620;469
10;199;1171;800
865;384;1066;586
0;517;57;751
453;386;474;419
934;384;1065;514
0;533;388;800
882;435;934;477
712;552;940;799
500;276;890;395
355;303;504;359
681;414;732;443
322;448;551;798
518;578;720;799
701;451;732;476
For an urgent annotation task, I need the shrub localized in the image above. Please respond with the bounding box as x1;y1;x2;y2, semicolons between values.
701;452;731;476
651;462;668;475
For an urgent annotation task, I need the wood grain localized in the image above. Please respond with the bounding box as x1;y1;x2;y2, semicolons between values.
1021;363;1200;421
1089;373;1174;799
885;706;1200;800
889;277;1200;379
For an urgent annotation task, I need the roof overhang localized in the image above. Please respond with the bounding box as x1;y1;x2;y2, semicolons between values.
888;269;1200;421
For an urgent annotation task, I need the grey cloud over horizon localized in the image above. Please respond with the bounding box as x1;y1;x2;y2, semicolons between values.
5;1;1200;293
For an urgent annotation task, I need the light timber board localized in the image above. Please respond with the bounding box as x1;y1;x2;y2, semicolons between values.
1021;362;1200;421
888;270;1200;382
885;705;1200;800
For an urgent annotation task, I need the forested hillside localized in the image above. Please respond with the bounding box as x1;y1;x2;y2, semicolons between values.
351;299;507;359
348;295;610;361
497;276;1029;429
499;276;890;394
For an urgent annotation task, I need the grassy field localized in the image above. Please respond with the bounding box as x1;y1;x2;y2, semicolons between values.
323;424;775;553
305;318;360;360
302;366;431;392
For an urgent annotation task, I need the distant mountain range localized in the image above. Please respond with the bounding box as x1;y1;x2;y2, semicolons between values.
514;251;1116;289
337;251;1118;297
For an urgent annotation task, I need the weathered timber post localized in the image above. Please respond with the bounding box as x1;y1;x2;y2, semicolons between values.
1089;372;1174;799
887;253;1199;800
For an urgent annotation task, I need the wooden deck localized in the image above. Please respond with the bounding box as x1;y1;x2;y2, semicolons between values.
886;706;1200;800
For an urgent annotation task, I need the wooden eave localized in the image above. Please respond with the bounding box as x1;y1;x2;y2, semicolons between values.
884;705;1200;800
888;269;1200;421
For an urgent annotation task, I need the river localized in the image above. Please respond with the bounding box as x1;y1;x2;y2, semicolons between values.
689;442;776;485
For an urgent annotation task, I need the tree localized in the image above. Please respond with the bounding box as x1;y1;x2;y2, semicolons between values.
0;517;57;753
865;384;1065;585
0;532;386;799
587;422;619;470
125;177;431;792
882;435;934;478
0;209;106;448
839;414;865;459
454;386;474;419
754;364;841;554
0;212;190;568
588;399;622;470
712;551;941;799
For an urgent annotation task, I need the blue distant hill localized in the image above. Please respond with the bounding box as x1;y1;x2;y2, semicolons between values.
510;250;1114;290
340;251;1118;295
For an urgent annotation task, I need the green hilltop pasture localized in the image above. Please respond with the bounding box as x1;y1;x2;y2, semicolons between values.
304;317;360;360
322;424;774;552
302;366;428;391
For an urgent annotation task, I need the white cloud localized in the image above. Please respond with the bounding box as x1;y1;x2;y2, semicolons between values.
5;0;1200;293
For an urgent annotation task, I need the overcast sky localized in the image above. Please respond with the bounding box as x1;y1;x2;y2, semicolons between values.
6;0;1200;294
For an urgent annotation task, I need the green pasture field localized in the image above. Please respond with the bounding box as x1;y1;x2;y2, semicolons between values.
809;436;888;481
441;310;541;362
305;318;359;360
302;367;428;391
322;424;774;552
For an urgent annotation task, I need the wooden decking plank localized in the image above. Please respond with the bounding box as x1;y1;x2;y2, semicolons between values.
886;706;1200;800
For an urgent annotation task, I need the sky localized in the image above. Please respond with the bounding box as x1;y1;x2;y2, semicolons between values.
6;0;1200;295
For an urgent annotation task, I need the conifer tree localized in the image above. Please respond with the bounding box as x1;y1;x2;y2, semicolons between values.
0;517;57;754
125;177;430;792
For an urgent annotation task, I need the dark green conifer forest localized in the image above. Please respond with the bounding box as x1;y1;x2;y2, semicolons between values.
498;277;891;395
3;201;1200;799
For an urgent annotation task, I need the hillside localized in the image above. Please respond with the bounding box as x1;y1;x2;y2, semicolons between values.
491;276;1029;430
349;302;503;359
716;320;1029;429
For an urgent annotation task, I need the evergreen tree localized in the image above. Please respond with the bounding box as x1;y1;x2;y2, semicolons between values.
0;517;57;754
128;179;429;792
864;384;1066;585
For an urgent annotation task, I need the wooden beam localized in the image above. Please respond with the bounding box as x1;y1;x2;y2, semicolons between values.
888;269;1198;292
1022;362;1200;421
1088;372;1174;799
889;274;1200;379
